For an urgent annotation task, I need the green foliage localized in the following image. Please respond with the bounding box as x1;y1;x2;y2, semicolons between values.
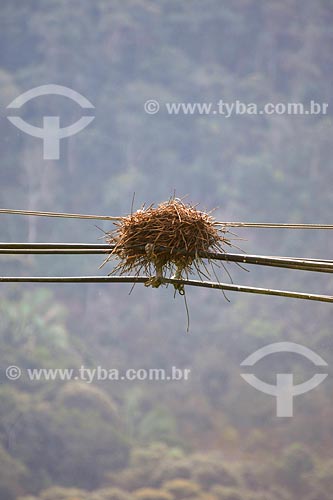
91;487;135;500
123;390;179;446
56;382;118;421
0;289;68;354
106;443;180;490
152;458;192;483
133;488;174;500
0;443;26;500
46;408;129;489
275;443;314;490
0;390;129;492
191;456;239;488
39;486;88;500
162;479;201;498
17;497;39;500
0;289;77;397
135;406;179;445
210;486;243;500
313;459;333;494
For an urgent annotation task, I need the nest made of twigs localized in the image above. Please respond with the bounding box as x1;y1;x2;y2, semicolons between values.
101;198;231;291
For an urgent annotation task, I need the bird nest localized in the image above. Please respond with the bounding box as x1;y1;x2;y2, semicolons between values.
102;198;231;292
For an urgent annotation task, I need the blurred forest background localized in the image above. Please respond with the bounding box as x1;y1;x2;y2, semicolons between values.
1;1;333;499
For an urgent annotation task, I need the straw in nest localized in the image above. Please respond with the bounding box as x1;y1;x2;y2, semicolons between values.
101;198;232;293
